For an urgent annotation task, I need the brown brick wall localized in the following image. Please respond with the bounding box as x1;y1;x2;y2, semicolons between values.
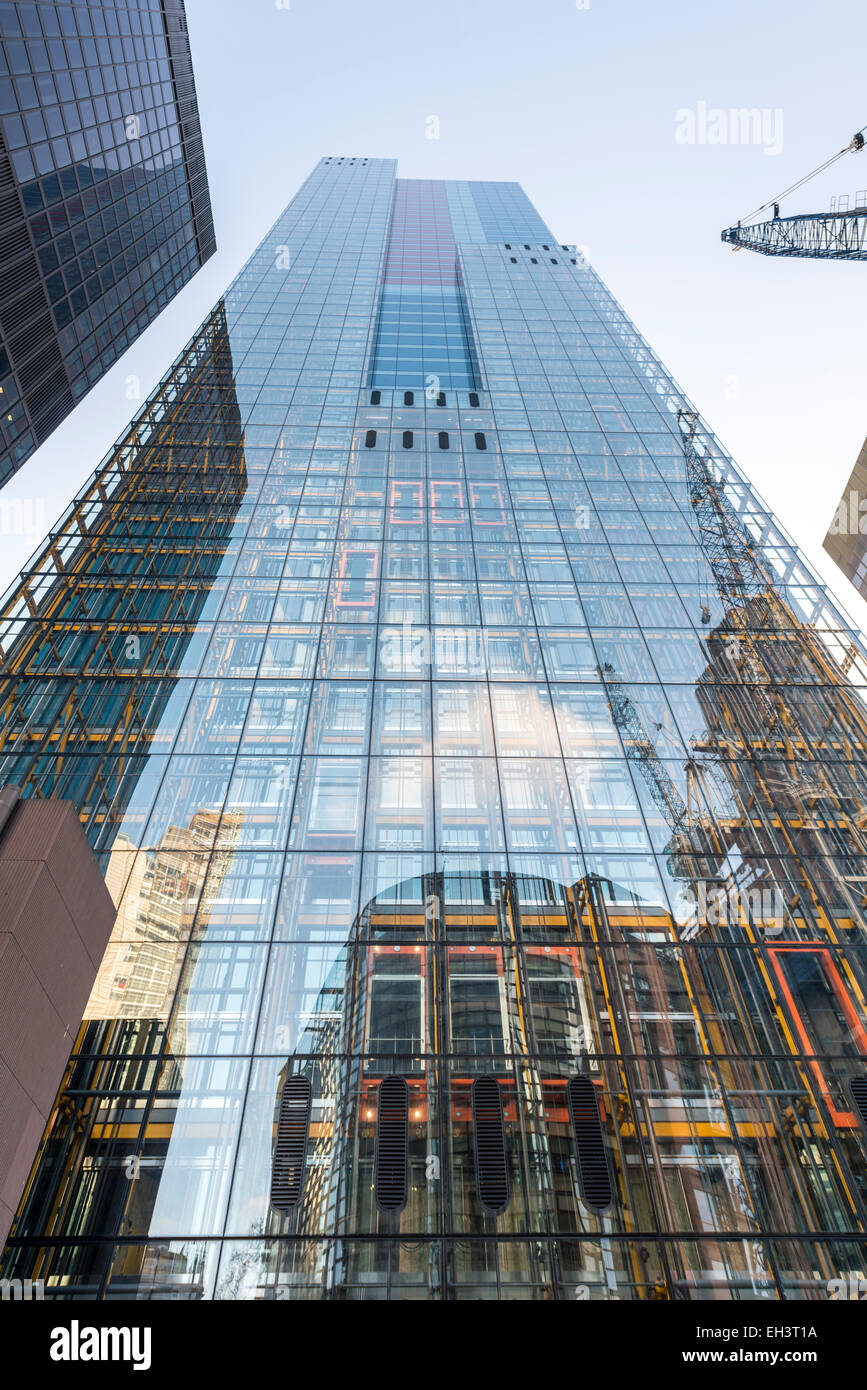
0;799;115;1247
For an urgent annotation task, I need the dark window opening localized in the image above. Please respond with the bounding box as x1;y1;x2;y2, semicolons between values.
530;257;538;264
472;1076;509;1213
851;1077;867;1139
402;430;413;449
510;257;517;263
365;429;377;448
270;1074;312;1211
474;432;487;450
375;1076;409;1213
551;258;558;264
438;431;449;449
437;391;446;407
567;1074;613;1212
404;390;414;406
469;392;480;407
370;390;381;405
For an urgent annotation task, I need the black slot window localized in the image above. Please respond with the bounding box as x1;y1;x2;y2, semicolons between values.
270;1074;313;1211
374;1076;409;1213
472;1076;509;1213
851;1077;867;1138
566;1074;613;1212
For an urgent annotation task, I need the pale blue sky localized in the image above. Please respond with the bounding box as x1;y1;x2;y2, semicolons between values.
3;0;867;628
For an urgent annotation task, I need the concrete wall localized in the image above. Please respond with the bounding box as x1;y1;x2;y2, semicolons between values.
0;798;115;1248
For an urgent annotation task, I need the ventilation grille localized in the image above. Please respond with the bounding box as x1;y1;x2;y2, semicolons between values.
375;1076;409;1213
472;1076;509;1213
567;1075;613;1212
270;1074;312;1211
850;1077;867;1137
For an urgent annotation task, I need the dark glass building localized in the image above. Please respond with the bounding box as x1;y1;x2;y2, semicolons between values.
0;0;214;486
1;157;867;1300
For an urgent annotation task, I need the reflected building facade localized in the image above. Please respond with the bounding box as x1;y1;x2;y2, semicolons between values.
2;157;867;1299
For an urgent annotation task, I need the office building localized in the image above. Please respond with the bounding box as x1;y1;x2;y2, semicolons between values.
0;0;214;484
1;158;867;1299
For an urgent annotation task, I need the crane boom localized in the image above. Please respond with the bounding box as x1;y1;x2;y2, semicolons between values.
721;207;867;259
721;128;866;260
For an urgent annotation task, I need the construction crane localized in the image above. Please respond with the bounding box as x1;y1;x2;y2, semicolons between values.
677;409;770;617
598;661;688;832
597;420;795;931
598;417;773;862
677;408;787;744
597;659;720;887
602;411;867;948
721;128;867;259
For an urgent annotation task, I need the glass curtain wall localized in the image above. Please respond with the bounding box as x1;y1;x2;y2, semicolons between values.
1;156;867;1300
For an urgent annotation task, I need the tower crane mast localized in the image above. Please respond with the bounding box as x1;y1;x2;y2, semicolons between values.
677;409;770;613
598;661;687;831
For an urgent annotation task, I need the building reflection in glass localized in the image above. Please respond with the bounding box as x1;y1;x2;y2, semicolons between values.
0;161;866;1300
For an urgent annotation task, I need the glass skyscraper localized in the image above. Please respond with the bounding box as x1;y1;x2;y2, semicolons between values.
0;0;214;485
2;155;867;1301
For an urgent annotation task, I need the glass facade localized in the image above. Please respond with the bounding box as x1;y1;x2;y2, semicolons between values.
0;0;215;484
2;155;867;1300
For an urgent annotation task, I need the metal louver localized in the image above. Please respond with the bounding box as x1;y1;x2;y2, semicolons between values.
375;1076;409;1213
270;1074;312;1211
567;1075;613;1212
472;1076;509;1213
850;1077;867;1138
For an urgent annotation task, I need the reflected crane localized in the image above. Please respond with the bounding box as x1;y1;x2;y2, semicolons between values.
597;660;720;888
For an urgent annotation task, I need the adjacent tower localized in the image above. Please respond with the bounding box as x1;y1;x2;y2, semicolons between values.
824;434;867;595
0;0;214;485
1;157;867;1301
